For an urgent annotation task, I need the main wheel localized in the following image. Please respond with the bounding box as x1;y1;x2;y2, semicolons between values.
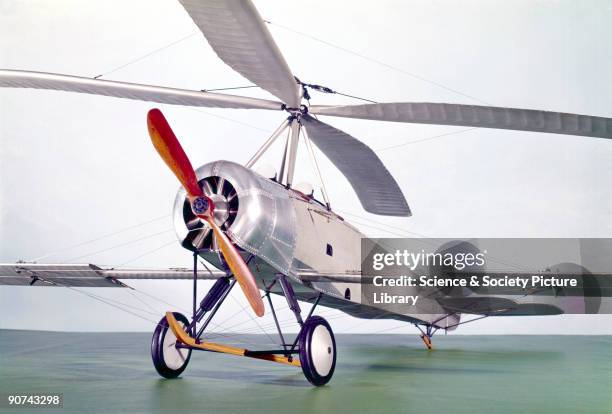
299;316;337;386
151;312;192;378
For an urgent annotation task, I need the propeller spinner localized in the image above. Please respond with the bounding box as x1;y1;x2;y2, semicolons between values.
146;108;265;317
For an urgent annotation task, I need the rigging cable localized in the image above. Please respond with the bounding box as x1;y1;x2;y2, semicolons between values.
337;209;530;272
127;288;159;314
93;32;198;79
29;214;170;262
184;107;272;133
52;281;160;325
90;32;272;133
202;85;259;92
301;126;331;207
298;80;378;104
116;239;178;268
65;229;174;263
265;20;491;105
374;127;479;152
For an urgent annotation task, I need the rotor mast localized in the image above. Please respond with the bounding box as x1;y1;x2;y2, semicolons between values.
279;84;304;187
279;118;301;186
246;83;310;189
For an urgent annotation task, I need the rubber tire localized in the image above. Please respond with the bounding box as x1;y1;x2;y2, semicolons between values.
151;312;192;379
299;316;337;386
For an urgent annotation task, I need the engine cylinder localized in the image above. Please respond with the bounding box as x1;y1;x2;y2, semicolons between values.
173;160;297;276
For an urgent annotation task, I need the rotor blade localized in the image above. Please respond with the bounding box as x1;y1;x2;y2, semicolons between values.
302;115;411;217
146;108;203;198
178;0;299;106
205;217;265;317
0;70;282;110
309;102;612;139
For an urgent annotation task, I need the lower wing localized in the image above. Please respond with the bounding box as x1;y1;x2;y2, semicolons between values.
0;262;225;288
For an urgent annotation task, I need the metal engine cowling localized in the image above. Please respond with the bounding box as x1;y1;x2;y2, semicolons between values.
173;160;297;276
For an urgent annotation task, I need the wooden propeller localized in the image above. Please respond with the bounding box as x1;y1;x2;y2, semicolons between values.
147;108;264;317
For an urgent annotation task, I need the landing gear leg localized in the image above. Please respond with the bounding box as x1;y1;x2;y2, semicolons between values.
151;252;235;379
267;275;336;386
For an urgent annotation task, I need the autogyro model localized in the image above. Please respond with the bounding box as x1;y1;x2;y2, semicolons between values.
1;0;611;386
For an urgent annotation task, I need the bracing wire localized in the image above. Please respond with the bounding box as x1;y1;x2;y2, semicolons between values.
88;31;272;134
301;127;331;207
374;127;479;152
183;107;272;133
65;229;174;263
337;209;428;238
57;283;160;325
93;32;199;79
29;214;170;262
298;80;378;104
228;293;278;346
265;20;491;105
127;288;159;314
51;266;411;338
337;209;529;272
332;90;378;104
115;239;178;268
55;277;266;347
203;85;259;92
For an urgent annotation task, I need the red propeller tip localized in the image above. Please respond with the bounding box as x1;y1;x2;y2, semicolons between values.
146;108;203;198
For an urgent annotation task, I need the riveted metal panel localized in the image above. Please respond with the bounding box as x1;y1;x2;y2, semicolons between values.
173;161;297;276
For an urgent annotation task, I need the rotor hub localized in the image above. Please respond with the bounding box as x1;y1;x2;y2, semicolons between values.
281;103;309;117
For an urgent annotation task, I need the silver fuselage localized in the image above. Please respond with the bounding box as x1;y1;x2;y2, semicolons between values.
173;160;459;328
